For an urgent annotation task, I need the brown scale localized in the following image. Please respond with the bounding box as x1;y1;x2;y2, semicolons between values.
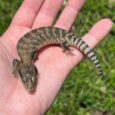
13;27;105;92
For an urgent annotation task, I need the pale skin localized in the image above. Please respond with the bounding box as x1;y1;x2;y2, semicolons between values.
0;0;113;115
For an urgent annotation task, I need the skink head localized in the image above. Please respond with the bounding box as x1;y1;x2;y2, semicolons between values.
19;63;38;92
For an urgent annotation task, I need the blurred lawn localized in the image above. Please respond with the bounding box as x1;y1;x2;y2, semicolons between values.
0;0;115;115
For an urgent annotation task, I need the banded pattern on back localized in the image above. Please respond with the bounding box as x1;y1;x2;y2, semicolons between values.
69;37;105;77
17;27;105;78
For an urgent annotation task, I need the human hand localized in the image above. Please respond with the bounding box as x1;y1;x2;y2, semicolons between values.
0;0;112;115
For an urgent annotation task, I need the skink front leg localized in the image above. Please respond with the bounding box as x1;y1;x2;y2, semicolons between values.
13;59;21;78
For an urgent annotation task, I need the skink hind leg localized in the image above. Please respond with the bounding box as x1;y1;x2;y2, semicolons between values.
13;59;21;78
61;41;74;55
31;51;38;61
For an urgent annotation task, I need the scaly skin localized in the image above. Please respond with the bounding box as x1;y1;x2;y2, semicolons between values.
13;27;105;92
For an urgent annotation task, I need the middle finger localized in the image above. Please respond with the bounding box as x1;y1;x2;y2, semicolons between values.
32;0;64;29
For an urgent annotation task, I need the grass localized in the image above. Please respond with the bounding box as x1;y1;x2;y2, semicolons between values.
0;0;115;114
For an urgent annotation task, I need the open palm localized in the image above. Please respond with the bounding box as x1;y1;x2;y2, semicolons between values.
0;0;112;115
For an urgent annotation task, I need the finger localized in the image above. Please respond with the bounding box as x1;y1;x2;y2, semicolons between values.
55;0;85;31
2;0;44;42
10;0;44;28
67;19;113;68
32;0;64;28
83;19;113;48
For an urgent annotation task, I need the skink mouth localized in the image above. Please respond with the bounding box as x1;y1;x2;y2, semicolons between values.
25;85;35;92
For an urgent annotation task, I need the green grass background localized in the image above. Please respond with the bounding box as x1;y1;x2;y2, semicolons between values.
0;0;115;114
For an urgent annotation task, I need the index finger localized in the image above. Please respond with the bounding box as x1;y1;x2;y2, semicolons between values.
10;0;44;28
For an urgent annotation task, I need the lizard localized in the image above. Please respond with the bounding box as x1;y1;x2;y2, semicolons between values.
13;27;105;92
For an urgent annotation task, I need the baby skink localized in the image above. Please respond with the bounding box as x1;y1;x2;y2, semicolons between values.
13;27;105;92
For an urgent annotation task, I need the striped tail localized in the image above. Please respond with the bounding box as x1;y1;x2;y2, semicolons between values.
69;35;105;78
